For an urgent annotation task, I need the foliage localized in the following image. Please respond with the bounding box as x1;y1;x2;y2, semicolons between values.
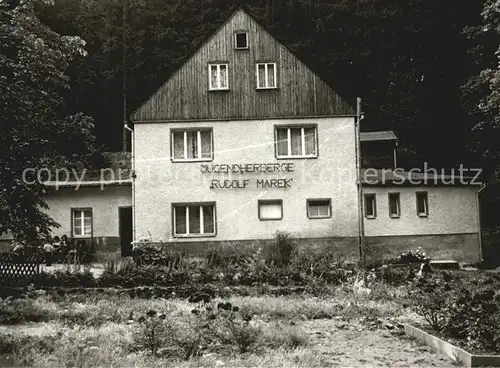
393;247;430;264
134;309;170;356
265;230;297;267
0;297;53;325
411;271;500;353
0;0;95;241
133;300;307;359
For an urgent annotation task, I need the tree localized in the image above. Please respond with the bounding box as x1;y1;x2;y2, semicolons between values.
0;0;95;241
462;0;500;179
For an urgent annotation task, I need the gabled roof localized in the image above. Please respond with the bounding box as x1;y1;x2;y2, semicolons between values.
360;131;398;142
131;8;354;122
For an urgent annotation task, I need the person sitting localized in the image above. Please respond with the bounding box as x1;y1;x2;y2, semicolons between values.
76;240;87;264
43;237;55;266
66;238;77;264
59;235;70;262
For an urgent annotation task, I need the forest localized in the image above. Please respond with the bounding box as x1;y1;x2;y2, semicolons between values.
2;0;500;236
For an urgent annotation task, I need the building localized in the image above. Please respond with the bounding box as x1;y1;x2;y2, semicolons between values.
0;153;133;258
1;9;483;263
128;8;483;263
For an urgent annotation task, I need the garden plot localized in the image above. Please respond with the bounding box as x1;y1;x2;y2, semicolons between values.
0;291;456;367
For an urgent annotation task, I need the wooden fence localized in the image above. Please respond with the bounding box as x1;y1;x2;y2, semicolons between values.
0;252;41;281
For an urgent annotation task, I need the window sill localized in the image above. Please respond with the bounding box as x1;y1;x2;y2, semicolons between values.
256;87;278;90
276;155;318;160
171;158;213;163
208;88;230;92
365;216;376;220
308;215;332;220
390;215;400;219
259;218;283;221
235;47;249;50
173;233;216;239
418;214;428;218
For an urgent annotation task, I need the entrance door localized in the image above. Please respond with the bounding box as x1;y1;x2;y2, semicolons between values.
119;207;133;257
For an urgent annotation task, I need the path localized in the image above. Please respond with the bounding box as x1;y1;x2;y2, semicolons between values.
303;319;455;367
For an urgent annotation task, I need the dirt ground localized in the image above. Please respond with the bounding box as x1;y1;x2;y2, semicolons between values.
0;319;455;367
302;319;455;367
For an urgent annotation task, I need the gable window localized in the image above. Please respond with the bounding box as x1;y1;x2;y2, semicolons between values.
208;63;228;90
416;191;428;217
172;129;212;161
364;194;377;219
173;202;216;237
234;32;248;49
388;193;400;218
258;199;283;220
307;199;331;219
256;63;277;89
275;125;317;158
72;208;92;237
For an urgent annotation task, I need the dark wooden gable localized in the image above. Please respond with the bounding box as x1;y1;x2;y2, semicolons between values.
131;9;354;122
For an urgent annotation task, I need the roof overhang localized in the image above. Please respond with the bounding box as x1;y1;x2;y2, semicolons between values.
361;169;483;187
360;131;398;142
44;179;132;188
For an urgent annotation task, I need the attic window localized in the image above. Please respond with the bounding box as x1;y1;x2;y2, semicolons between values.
235;32;248;49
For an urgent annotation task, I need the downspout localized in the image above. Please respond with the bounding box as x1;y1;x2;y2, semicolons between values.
355;97;366;266
125;124;136;243
476;182;486;263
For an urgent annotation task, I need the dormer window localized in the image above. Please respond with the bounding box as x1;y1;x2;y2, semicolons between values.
234;32;248;49
208;63;228;90
256;63;277;89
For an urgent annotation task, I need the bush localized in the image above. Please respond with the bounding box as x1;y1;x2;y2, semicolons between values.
412;272;500;353
0;298;53;325
35;269;97;288
265;231;296;266
132;238;185;268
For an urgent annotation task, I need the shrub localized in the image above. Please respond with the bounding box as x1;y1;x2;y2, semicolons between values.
135;310;169;356
0;298;53;325
265;231;296;267
412;272;500;353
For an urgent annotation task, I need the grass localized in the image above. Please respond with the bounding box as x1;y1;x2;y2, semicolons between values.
0;283;410;367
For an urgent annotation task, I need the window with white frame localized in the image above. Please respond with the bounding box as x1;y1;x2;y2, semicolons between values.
307;199;331;219
258;200;283;220
275;126;317;158
172;129;212;161
416;191;428;217
72;208;92;237
364;194;377;219
234;32;248;49
208;63;228;90
256;62;277;89
173;203;216;237
388;192;400;218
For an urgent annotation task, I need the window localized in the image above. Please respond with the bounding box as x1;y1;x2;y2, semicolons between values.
171;129;212;161
388;193;400;218
416;191;428;217
173;203;216;237
258;200;283;220
208;63;228;90
234;32;248;49
364;194;377;219
275;126;317;158
307;199;331;219
72;208;92;237
256;63;277;89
